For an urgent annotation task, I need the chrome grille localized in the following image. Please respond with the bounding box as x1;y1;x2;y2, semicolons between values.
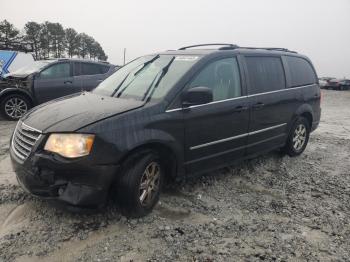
11;121;42;160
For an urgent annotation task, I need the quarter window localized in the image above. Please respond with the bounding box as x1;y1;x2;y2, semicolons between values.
40;63;70;79
188;57;241;101
246;56;286;94
285;56;316;87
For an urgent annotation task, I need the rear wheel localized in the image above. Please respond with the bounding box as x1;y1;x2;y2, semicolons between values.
283;117;310;156
0;94;30;120
113;151;163;218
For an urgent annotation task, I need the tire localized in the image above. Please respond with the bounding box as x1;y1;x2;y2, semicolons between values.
283;117;310;157
0;94;31;120
113;151;163;218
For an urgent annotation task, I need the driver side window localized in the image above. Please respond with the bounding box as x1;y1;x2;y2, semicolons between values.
188;57;241;102
40;63;71;79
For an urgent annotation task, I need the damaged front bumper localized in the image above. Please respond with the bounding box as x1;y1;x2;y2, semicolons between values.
10;147;119;209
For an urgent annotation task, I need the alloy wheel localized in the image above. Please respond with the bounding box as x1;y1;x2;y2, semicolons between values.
139;162;161;206
4;97;28;119
292;124;307;151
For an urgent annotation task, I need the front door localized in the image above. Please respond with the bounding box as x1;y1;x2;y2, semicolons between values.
34;62;79;103
183;57;250;174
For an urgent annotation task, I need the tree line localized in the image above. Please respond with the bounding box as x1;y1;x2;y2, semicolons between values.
0;19;107;61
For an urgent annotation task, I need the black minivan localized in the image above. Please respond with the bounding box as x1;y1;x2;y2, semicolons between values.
10;44;321;217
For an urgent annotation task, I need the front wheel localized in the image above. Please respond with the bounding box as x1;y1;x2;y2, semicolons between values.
0;94;31;120
282;117;310;157
113;151;163;218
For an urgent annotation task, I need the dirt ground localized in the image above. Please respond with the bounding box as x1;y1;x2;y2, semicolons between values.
0;90;349;262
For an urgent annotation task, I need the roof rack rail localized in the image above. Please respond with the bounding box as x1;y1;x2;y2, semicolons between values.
178;44;297;53
239;46;297;53
178;43;239;50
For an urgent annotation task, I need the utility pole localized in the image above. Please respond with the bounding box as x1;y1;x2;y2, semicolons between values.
123;48;126;65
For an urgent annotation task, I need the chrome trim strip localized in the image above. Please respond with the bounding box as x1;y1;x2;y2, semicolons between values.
249;123;287;135
16;132;36;146
186;133;286;165
190;123;287;150
247;84;315;97
11;121;41;161
19;130;41;141
12;144;27;159
189;96;247;110
165;84;316;113
190;133;248;150
165;108;183;113
22;122;42;133
14;136;32;151
165;96;246;113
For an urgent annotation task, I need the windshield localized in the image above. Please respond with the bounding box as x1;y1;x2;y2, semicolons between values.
9;60;52;75
93;55;201;101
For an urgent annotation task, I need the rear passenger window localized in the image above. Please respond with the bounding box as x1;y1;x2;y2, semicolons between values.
82;63;103;75
188;57;241;102
246;56;286;94
285;56;316;87
74;63;109;76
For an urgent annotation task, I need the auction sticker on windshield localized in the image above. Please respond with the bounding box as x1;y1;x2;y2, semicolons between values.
175;56;199;61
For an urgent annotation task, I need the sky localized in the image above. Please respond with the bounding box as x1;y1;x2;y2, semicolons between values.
1;0;350;78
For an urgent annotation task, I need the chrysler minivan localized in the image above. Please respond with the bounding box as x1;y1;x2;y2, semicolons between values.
10;44;321;217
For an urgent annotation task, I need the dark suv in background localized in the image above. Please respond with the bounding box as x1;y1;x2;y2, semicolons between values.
325;78;350;90
0;59;117;120
10;44;321;217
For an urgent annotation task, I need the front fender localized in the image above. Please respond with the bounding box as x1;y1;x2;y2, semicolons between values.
122;128;183;162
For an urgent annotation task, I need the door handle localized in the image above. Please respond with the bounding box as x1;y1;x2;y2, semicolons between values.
233;105;249;112
252;102;264;109
64;81;72;84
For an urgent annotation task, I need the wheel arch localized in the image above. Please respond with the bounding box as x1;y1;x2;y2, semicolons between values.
119;141;181;181
293;104;314;128
300;111;313;128
0;88;34;107
284;104;314;139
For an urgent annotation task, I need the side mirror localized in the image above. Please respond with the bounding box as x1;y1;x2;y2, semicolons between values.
182;86;213;107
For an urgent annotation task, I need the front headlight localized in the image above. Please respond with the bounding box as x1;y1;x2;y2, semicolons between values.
44;134;95;158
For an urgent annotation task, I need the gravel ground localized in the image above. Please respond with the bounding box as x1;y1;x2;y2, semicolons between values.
0;90;349;262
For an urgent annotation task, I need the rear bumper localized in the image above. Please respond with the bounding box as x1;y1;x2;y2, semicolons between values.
10;147;120;208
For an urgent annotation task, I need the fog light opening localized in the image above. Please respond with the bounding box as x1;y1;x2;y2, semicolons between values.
58;187;66;196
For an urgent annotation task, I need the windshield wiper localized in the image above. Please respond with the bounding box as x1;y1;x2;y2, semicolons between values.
142;56;175;101
111;72;132;97
134;55;160;76
115;55;161;98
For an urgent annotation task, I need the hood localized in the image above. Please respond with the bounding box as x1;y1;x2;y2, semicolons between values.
3;72;31;79
22;92;145;133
